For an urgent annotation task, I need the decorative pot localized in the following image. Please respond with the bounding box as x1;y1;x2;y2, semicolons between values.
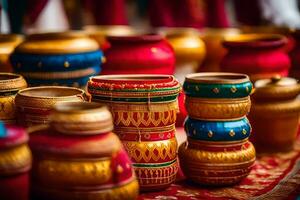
184;72;252;121
180;72;255;186
179;138;255;186
249;76;300;153
29;102;139;200
0;34;23;72
0;73;27;124
101;34;175;75
88;75;181;191
10;31;104;88
15;86;86;127
221;34;290;81
200;28;240;72
84;25;137;50
0;122;31;200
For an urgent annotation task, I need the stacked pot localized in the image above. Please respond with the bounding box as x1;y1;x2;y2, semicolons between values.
179;73;256;186
15;86;86;127
0;122;31;200
10;31;104;88
29;102;139;200
0;73;27;124
88;75;181;191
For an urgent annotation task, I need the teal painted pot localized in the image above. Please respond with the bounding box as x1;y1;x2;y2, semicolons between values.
183;72;253;98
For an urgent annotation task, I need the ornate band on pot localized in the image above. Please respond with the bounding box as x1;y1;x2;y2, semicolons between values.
103;101;178;128
118;128;175;142
122;137;177;163
185;117;251;141
50;102;113;135
88;74;181;103
0;73;27;123
11;51;103;72
15;86;86;126
133;158;178;191
184;72;253;98
185;96;251;121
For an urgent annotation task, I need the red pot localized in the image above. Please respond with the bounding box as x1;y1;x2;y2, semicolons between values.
0;124;31;200
221;34;290;81
101;34;175;75
290;30;300;79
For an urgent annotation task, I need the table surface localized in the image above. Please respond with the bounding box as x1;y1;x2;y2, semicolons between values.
138;128;300;200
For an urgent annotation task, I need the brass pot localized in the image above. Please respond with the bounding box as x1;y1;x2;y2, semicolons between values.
249;76;300;152
0;34;23;72
200;28;240;72
0;73;27;124
84;25;137;49
159;27;206;83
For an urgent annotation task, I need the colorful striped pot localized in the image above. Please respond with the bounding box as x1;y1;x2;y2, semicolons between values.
10;31;104;88
0;122;31;200
88;75;180;191
29;102;139;200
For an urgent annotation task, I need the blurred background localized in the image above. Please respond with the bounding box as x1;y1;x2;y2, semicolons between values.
3;0;300;33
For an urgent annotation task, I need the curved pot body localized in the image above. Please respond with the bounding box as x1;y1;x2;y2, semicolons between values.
0;73;27;124
0;124;31;200
15;86;86;127
249;77;300;153
29;102;139;200
179;139;255;185
88;75;180;191
101;34;175;75
221;34;290;81
0;34;23;72
10;31;103;88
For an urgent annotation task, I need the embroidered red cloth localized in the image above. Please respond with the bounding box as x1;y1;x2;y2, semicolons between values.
139;132;300;199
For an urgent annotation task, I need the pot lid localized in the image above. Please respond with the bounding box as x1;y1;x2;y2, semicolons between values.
253;75;300;100
0;122;28;149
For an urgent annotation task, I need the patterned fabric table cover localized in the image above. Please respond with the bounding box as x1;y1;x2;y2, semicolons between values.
139;128;300;200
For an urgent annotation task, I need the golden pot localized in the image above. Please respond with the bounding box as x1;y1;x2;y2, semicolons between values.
50;102;114;135
84;25;137;49
200;28;240;72
158;27;206;83
15;31;98;54
0;73;27;124
249;76;300;153
15;86;86;127
30;102;139;200
178;139;256;186
0;34;23;72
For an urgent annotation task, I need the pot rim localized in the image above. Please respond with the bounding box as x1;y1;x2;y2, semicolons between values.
90;74;175;84
25;31;88;41
185;72;250;84
0;73;27;91
17;86;85;99
107;33;163;43
223;33;287;48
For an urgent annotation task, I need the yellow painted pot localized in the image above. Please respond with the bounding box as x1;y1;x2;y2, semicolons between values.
0;34;23;72
0;73;27;124
249;76;300;153
179;139;256;186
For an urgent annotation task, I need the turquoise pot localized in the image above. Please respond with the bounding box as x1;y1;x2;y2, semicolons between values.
184;117;251;141
183;72;253;98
